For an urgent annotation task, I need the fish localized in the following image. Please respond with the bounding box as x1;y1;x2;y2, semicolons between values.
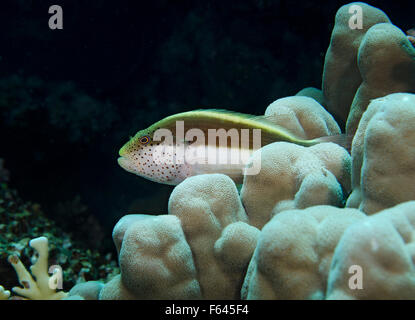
118;109;346;185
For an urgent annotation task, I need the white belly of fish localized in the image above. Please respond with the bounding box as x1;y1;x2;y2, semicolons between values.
153;143;256;183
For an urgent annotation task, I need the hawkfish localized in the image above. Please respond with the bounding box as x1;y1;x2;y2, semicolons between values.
118;109;346;185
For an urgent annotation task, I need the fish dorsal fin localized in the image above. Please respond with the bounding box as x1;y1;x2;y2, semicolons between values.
195;108;287;130
190;108;303;145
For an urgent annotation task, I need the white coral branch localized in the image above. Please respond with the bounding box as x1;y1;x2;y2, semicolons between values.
8;236;68;300
0;286;10;300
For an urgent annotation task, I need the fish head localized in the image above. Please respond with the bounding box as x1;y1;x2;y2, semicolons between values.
118;129;187;185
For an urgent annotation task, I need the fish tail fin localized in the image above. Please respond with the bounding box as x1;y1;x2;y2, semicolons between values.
309;134;354;153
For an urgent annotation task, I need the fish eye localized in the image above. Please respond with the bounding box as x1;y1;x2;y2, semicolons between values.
139;135;151;145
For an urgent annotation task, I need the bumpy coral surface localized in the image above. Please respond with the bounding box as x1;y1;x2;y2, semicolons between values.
322;2;390;127
241;142;351;229
347;93;415;214
265;96;341;139
100;174;260;300
327;201;415;300
101;214;201;299
346;23;415;134
242;206;365;299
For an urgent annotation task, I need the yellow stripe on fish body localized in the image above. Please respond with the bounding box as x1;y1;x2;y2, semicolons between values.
143;109;314;148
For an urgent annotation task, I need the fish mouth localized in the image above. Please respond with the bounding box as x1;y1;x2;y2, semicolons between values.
118;146;127;157
117;156;135;174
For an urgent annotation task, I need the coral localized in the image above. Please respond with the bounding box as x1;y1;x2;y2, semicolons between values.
265;96;340;139
103;214;201;300
100;174;260;299
295;87;326;108
67;281;104;300
8;237;68;300
407;29;415;46
346;93;415;214
0;285;10;300
242;206;365;299
346;23;415;134
0;168;119;291
99;275;137;300
241;142;351;229
168;174;258;299
322;2;390;127
236;95;349;229
327;201;415;300
111;214;153;255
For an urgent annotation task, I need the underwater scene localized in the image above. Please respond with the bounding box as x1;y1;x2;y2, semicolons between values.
1;0;415;303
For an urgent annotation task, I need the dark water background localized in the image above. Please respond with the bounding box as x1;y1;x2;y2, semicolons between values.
0;0;414;252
